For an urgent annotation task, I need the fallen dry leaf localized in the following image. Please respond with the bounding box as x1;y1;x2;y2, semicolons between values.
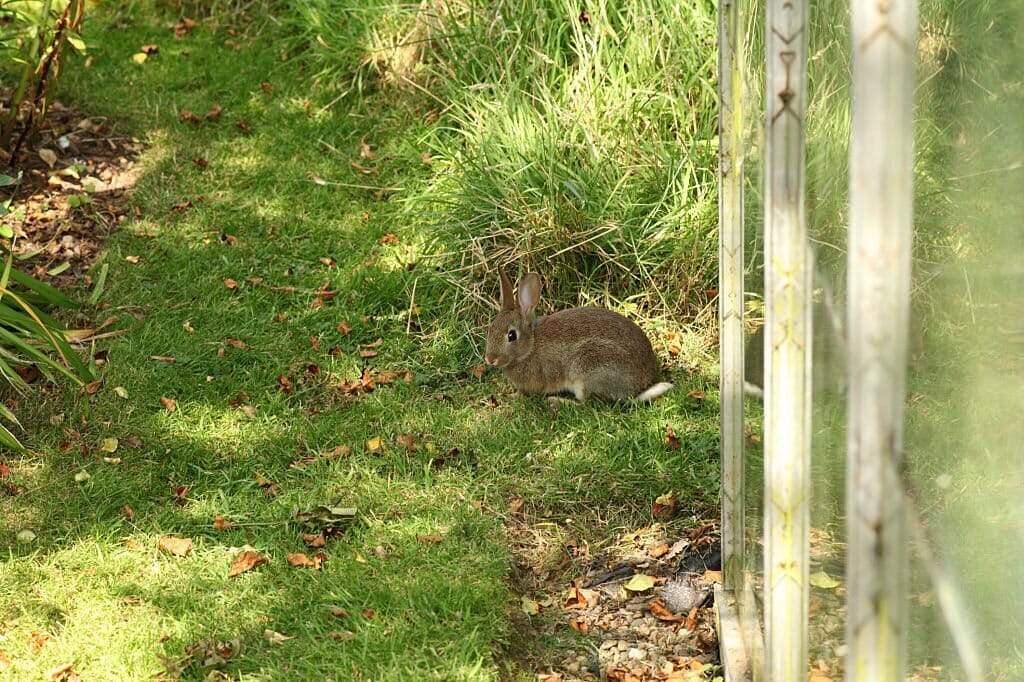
652;490;677;517
568;618;589;634
349;161;377;175
228;550;267;577
38;148;58;167
223;278;238;289
254;473;279;496
648;598;686;623
684;605;700;632
810;570;841;589
468;364;487;380
338;320;353;335
365;437;384;454
361;607;376;619
689;521;717;541
520;596;540;615
663;425;681;451
213;516;232;531
159;396;176;412
124;255;141;264
47;661;79;682
29;631;49;654
286;552;325;569
172;17;197;37
302;533;326;549
157;535;193;557
173;484;190;503
375;370;399;385
150;355;176;364
623;574;657;593
416;533;444;544
703;570;724;583
563;586;595;609
322;444;352;459
263;629;293;645
180;109;201;124
338;368;379;395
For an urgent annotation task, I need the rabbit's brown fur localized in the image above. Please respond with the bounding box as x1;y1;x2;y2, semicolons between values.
484;270;671;402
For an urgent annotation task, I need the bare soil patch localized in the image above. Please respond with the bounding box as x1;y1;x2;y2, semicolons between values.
504;501;722;681
2;99;140;292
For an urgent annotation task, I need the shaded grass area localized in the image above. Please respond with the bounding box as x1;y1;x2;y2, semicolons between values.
0;3;720;679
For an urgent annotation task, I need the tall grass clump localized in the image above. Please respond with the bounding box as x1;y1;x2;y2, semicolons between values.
0;0;85;155
279;0;721;321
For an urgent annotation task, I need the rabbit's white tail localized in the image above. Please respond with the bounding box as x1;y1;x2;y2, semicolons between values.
637;382;673;402
743;381;764;400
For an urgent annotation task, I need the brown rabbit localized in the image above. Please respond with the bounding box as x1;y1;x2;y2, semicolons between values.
484;270;672;402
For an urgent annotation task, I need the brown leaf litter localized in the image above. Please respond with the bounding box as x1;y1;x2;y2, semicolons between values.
1;99;141;292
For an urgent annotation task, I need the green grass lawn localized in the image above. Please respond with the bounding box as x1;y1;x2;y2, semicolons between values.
0;2;721;679
2;0;1021;679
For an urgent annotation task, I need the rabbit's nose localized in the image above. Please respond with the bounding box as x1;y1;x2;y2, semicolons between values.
484;354;499;367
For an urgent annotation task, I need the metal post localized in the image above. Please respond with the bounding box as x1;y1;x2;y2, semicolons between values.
846;1;917;679
718;0;746;597
764;0;811;679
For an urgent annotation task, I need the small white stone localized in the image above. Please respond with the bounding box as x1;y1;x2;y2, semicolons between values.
627;647;646;661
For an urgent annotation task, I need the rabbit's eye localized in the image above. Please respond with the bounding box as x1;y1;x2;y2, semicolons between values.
507;329;518;343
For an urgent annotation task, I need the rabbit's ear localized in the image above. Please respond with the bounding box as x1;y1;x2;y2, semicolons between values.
499;270;516;311
517;273;542;316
